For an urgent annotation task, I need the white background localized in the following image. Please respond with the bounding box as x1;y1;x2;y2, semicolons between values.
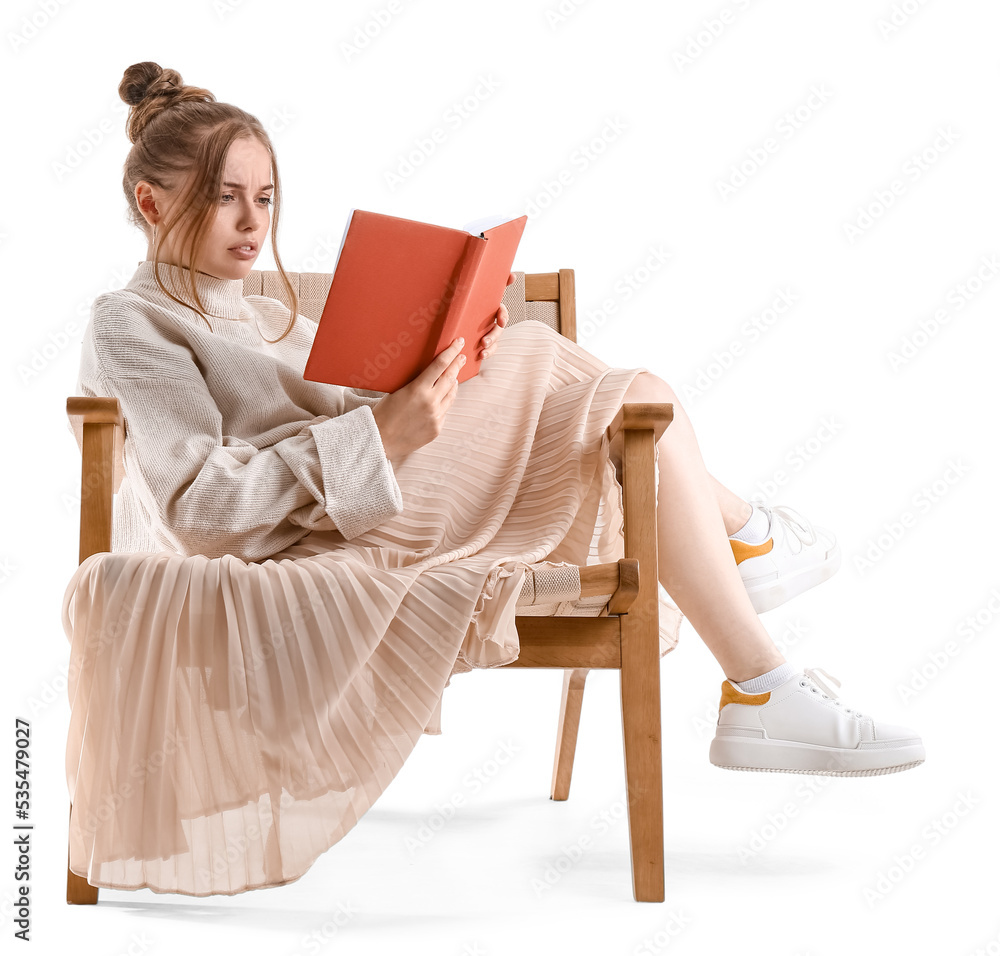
2;0;999;953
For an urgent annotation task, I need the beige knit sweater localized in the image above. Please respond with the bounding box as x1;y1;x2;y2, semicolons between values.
75;260;404;562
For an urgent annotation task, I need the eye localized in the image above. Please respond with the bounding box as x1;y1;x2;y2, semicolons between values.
219;194;273;205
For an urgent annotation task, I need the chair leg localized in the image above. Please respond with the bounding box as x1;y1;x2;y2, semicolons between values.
615;413;667;902
551;668;589;800
66;803;99;904
619;614;665;902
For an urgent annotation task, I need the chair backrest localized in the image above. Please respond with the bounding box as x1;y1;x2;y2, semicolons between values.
240;268;577;342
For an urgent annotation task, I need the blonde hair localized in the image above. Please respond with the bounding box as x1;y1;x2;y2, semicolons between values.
118;61;298;342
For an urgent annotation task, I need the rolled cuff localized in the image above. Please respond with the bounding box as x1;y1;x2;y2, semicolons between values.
309;404;404;540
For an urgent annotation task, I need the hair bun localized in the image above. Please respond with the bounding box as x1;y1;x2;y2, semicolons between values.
118;62;214;143
119;61;183;107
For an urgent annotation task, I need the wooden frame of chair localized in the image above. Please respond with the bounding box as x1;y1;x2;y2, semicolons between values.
64;268;673;904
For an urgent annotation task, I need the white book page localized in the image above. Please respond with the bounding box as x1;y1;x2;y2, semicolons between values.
460;212;521;237
332;208;356;273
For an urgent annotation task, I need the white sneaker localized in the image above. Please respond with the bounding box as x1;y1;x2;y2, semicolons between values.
709;667;925;776
731;503;840;613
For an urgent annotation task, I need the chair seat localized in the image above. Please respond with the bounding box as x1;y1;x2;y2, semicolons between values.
81;551;616;617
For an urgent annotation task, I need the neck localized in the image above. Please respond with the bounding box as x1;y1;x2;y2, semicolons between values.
133;258;248;322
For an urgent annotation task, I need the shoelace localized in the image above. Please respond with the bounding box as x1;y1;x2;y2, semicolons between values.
748;496;818;554
801;666;866;719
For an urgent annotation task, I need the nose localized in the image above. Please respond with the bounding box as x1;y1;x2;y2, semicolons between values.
237;195;267;231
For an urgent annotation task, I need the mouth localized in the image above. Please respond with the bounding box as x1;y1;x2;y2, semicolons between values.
228;241;259;260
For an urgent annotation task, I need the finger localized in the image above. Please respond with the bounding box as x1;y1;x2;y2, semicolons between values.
430;340;465;385
435;362;464;393
437;337;465;366
487;305;507;337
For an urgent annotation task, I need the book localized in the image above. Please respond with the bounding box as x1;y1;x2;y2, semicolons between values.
302;209;528;393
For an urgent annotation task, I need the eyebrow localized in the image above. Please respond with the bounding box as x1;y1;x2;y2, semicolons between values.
222;182;274;191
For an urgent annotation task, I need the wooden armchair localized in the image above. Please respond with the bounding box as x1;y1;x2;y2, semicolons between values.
65;267;673;904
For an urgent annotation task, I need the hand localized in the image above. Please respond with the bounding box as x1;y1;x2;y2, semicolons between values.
372;336;467;464
479;272;515;361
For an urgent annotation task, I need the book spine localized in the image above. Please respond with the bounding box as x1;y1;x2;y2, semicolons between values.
434;235;487;353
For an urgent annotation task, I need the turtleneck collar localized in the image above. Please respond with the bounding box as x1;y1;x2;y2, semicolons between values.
127;260;248;322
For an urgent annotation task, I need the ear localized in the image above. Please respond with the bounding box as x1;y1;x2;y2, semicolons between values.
135;181;162;228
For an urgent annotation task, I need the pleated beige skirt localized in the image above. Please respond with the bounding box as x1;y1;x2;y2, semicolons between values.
61;318;683;896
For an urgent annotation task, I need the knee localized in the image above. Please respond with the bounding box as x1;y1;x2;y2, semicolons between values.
611;372;677;472
623;371;677;405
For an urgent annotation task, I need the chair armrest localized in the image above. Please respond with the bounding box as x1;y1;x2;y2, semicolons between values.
604;401;673;492
605;402;671;625
66;396;124;445
605;402;673;445
66;397;126;562
66;396;126;493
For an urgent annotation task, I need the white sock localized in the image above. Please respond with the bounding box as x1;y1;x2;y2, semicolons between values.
733;662;796;694
729;504;770;544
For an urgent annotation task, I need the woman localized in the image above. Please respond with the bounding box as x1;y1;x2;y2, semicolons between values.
61;61;924;897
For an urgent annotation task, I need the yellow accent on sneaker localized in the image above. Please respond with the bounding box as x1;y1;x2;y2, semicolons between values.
729;537;774;565
719;680;771;713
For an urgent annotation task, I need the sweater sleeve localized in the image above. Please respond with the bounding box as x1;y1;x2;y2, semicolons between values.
82;297;404;562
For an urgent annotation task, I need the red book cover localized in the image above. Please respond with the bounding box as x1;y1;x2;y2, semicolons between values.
302;210;528;392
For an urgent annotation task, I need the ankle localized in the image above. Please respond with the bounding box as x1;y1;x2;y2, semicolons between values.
723;500;754;537
728;661;795;693
725;655;788;685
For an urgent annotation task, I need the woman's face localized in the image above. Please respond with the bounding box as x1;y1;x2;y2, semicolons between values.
139;135;273;280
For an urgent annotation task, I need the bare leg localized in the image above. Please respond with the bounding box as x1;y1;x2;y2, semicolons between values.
711;474;753;537
614;372;785;682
